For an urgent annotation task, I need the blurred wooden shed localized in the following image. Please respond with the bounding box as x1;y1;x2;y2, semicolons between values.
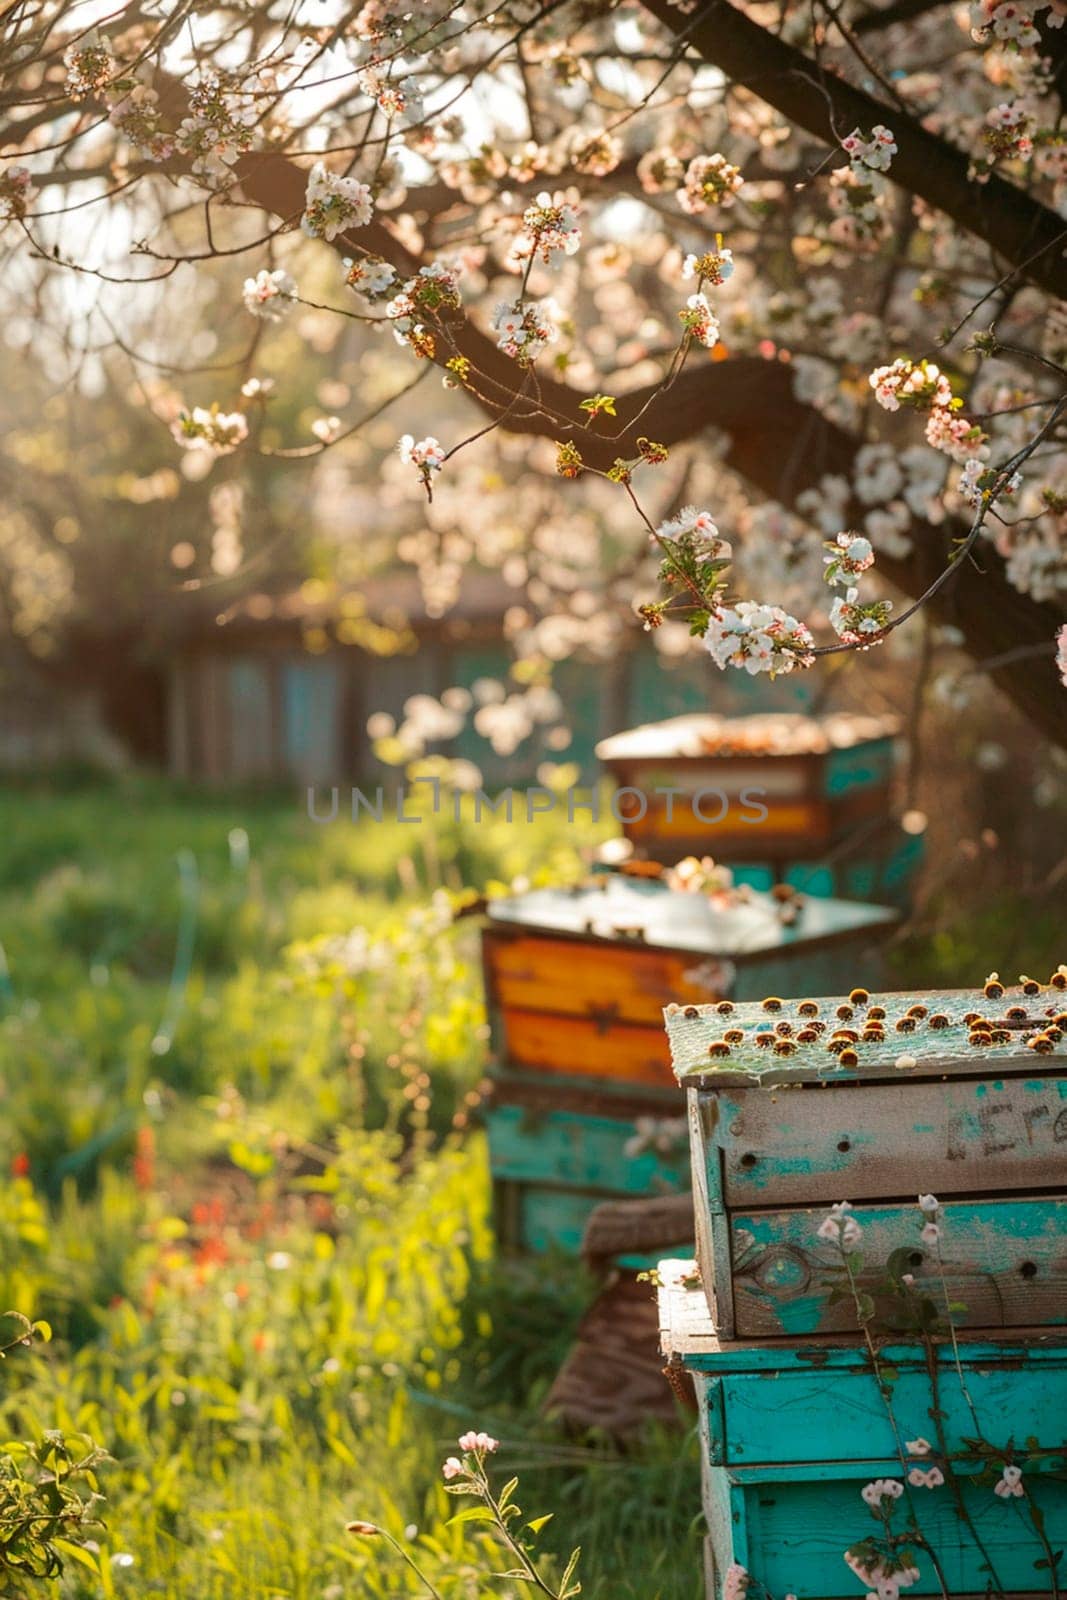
164;570;817;787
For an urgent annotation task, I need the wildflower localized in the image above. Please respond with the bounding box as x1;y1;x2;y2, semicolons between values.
302;161;373;241
722;1562;749;1600
994;1464;1025;1497
442;1456;466;1481
312;416;342;444
906;1437;932;1455
920;1221;941;1246
458;1430;499;1452
861;1478;904;1507
918;1194;939;1213
242;268;296;320
555;441;583;478
908;1465;945;1488
817;1200;863;1248
1057;624;1067;688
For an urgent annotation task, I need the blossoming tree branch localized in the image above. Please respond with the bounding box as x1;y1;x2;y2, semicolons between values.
3;0;1067;739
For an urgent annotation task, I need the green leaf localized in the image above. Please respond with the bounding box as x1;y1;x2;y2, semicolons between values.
448;1507;496;1526
560;1545;582;1598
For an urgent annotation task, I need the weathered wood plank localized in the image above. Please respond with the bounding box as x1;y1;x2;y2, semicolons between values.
486;1104;688;1194
713;1074;1067;1206
499;1007;676;1087
487;931;727;1026
712;1361;1067;1467
657;1260;1067;1364
667;983;1067;1085
730;1196;1067;1337
702;1459;1067;1600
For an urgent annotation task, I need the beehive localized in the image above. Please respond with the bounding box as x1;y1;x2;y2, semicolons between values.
595;712;913;897
484;877;898;1253
488;1076;688;1255
659;1259;1067;1600
665;981;1067;1339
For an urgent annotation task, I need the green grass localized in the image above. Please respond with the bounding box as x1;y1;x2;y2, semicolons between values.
0;774;1061;1600
0;776;702;1600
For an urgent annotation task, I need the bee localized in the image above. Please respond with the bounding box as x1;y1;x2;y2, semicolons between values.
907;1004;928;1019
1006;1006;1028;1022
826;1037;847;1055
839;1048;859;1067
798;1001;819;1017
797;1028;819;1044
868;1006;887;1021
1051;972;1067;991
836;1004;854;1021
862;1027;886;1043
707;1041;731;1059
1029;1034;1055;1054
724;1029;745;1044
983;976;1004;1000
1020;976;1041;996
969;1031;992;1047
684;1005;700;1019
849;987;870;1006
716;1001;735;1015
1046;1026;1063;1043
928;1013;950;1030
895;1017;917;1033
831;1028;859;1043
775;1021;794;1037
990;1029;1011;1044
963;1011;982;1026
754;1032;776;1048
762;997;783;1013
773;1039;797;1056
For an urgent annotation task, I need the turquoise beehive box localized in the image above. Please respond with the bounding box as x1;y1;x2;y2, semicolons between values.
659;1260;1067;1600
664;980;1067;1339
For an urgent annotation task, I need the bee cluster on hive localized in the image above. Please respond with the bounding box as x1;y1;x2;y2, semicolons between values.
665;967;1067;1077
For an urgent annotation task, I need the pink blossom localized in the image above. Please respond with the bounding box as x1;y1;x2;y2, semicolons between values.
994;1464;1024;1497
908;1466;945;1488
442;1456;465;1480
457;1430;499;1453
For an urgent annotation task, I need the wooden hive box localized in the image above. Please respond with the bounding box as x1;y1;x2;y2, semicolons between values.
488;1075;689;1255
484;878;897;1254
659;1259;1067;1600
595;711;907;874
665;980;1067;1340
